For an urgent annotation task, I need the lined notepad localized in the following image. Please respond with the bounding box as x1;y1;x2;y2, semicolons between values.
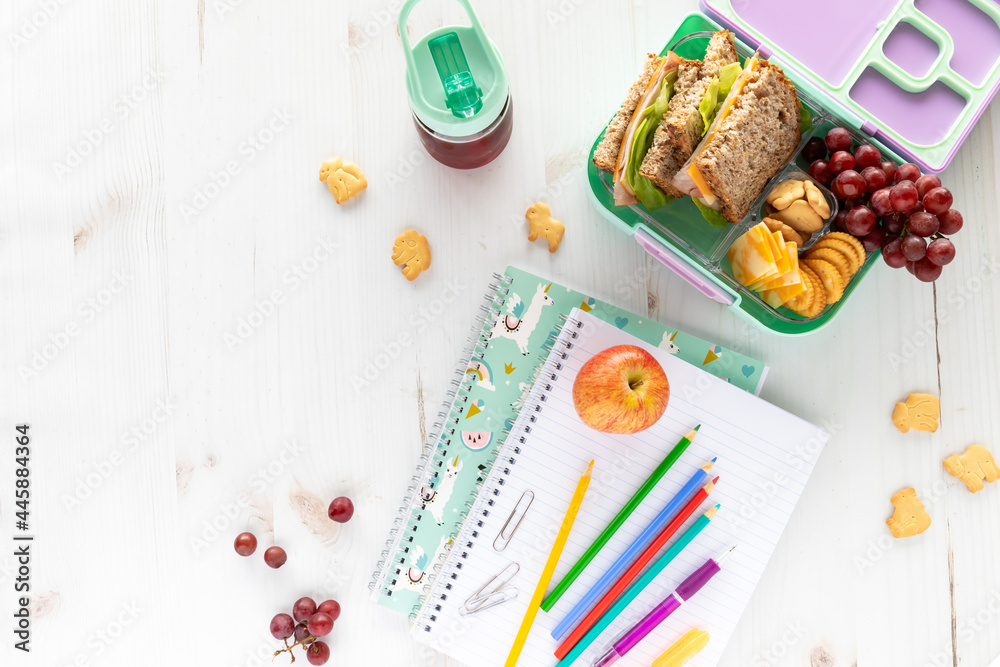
412;310;827;666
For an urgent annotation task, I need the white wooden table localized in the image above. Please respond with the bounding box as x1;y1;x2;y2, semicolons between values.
3;1;1000;666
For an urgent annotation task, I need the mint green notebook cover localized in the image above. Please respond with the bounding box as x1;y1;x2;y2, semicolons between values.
368;265;768;616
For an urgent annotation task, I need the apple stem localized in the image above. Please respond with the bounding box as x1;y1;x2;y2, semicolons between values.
629;379;644;390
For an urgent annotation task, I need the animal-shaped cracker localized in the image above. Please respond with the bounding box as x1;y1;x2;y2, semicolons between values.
319;158;367;204
391;230;431;281
943;444;1000;494
892;393;939;433
886;487;931;538
525;202;565;253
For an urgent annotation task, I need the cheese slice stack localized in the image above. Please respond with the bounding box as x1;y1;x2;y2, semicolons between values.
727;222;805;308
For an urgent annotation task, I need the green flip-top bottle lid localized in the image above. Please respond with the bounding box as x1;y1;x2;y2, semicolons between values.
399;0;510;137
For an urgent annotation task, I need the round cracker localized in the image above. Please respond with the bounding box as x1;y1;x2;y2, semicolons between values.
791;268;819;317
803;271;825;318
803;258;845;305
786;273;813;315
799;264;828;316
806;247;852;284
811;238;861;275
824;232;866;265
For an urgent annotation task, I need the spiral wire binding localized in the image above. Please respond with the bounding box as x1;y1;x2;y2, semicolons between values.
368;274;513;601
411;316;583;630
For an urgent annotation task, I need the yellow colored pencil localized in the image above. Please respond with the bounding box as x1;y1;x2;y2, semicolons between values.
504;460;594;667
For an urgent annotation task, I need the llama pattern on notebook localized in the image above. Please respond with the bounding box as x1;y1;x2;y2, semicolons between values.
488;282;554;355
374;266;769;616
393;534;453;594
430;455;464;526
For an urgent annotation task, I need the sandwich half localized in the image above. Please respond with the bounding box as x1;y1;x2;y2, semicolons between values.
672;55;802;224
592;51;684;207
639;31;740;197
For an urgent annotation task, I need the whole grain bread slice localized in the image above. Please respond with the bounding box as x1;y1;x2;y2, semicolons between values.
592;54;662;173
693;60;801;224
639;31;739;197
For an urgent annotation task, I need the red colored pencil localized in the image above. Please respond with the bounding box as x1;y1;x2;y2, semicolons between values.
554;476;719;660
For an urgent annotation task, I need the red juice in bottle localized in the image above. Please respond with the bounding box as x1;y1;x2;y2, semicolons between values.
400;0;513;170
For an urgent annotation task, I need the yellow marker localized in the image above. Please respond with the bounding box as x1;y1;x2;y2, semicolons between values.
504;460;594;667
652;629;711;667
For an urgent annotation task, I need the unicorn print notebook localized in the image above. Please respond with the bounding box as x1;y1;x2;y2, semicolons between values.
368;266;769;617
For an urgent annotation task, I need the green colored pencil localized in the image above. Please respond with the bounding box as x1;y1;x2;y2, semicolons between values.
555;505;719;667
541;425;700;613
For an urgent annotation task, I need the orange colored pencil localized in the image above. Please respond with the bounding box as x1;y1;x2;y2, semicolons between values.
554;476;719;660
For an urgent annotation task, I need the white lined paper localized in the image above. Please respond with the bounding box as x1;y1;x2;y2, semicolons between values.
413;310;827;666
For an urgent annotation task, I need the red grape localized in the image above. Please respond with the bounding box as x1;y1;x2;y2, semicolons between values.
854;144;882;170
829;150;855;175
890;181;919;213
926;238;956;266
860;166;888;194
307;641;331;666
905;260;917;275
270;613;295;640
915;174;942;199
882;237;907;268
910;201;924;215
901;234;927;261
907;211;940;237
881;160;898;182
833;210;849;233
861;226;886;253
922;187;953;215
328;497;355;523
293;597;318;623
316;600;341;622
264;546;287;569
844;197;867;211
294;622;312;644
809;159;833;185
833;170;865;199
845;206;877;236
894;163;921;183
801;137;827;163
870;188;893;216
883;212;906;235
307;612;334;637
235;532;257;557
913;257;943;282
825;127;852;153
938;209;964;235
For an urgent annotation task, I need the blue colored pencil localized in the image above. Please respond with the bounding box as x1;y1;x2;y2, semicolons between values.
550;458;716;641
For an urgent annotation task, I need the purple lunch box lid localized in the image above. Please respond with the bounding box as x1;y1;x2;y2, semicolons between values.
699;0;1000;173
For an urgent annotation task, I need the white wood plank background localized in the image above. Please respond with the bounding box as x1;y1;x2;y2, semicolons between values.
2;0;999;665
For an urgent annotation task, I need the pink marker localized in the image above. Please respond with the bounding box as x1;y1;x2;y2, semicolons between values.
590;546;736;667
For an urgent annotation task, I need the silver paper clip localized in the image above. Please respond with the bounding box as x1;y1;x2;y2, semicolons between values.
461;562;520;615
493;490;534;551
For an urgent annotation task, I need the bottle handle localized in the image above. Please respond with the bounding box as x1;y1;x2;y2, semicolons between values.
398;0;502;106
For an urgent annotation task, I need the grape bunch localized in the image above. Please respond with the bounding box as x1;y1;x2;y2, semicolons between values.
270;596;342;665
803;127;962;283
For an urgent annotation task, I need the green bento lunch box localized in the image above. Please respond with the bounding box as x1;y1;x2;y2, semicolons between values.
588;3;1000;335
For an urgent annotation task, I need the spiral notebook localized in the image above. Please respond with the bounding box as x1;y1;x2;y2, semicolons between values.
411;309;827;666
369;266;770;617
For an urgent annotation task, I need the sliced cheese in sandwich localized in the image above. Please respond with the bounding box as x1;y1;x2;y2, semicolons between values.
612;52;682;206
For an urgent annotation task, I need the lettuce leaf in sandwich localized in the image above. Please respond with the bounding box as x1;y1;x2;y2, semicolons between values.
698;62;742;136
625;70;678;210
612;53;681;209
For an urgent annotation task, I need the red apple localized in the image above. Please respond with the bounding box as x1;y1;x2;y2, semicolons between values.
572;345;669;434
